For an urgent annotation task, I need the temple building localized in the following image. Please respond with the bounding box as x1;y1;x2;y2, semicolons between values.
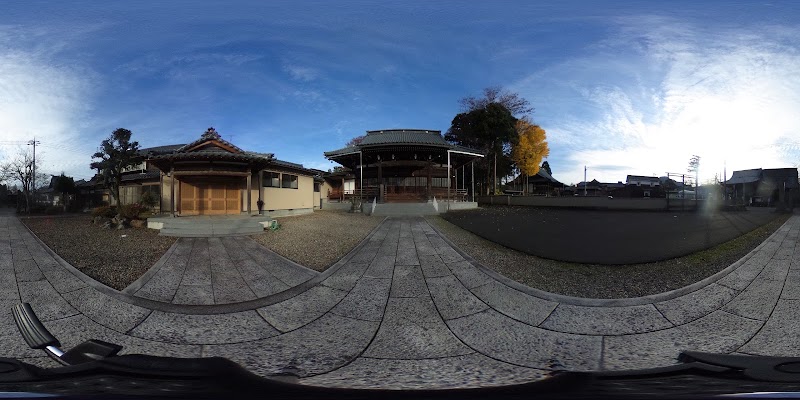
323;129;484;203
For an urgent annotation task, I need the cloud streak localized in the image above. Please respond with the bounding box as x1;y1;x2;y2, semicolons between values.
516;14;800;185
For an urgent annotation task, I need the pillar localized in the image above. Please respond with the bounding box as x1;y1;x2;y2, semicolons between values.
258;170;264;213
170;165;176;217
246;172;252;214
447;150;451;210
427;161;432;199
471;161;475;202
378;160;383;203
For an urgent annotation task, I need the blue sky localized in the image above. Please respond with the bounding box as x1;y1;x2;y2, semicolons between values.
1;0;799;185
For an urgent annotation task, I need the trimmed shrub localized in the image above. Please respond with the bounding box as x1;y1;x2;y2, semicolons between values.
120;203;146;220
140;191;158;209
91;205;116;218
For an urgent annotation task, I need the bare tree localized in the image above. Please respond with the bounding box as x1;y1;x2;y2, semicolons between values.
0;149;48;212
459;86;534;116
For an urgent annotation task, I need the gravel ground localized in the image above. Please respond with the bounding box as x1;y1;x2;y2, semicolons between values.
21;215;177;291
426;212;792;299
251;211;382;271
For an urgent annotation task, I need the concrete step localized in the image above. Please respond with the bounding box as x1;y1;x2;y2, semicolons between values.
159;227;264;237
372;203;439;216
159;231;263;237
157;220;266;237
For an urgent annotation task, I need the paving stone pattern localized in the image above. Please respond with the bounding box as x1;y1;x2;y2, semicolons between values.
127;236;317;304
1;208;799;389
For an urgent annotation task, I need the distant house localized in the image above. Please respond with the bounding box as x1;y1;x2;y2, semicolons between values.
34;175;73;206
575;179;603;196
75;176;106;209
626;175;660;187
625;175;662;198
507;169;564;196
601;181;625;197
35;175;59;206
725;168;799;206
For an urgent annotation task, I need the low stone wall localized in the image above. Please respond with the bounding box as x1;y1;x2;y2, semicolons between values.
319;201;352;212
443;201;479;211
476;195;701;211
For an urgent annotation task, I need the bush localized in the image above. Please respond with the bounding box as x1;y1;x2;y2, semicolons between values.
28;204;47;214
44;206;62;215
140;191;159;209
91;205;116;218
120;203;147;220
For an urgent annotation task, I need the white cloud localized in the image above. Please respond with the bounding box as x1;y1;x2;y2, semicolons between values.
282;64;320;81
0;38;97;180
515;16;800;186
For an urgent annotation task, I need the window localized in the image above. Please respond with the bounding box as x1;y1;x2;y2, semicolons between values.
314;182;320;192
281;173;298;189
263;172;280;187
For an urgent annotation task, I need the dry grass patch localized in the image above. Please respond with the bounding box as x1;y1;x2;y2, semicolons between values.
21;215;177;291
426;212;791;299
251;211;382;271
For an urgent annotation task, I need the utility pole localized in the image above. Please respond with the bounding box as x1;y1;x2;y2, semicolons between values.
584;165;587;196
27;138;40;199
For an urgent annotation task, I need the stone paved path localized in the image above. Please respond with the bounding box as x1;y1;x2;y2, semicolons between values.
1;209;799;389
123;237;317;305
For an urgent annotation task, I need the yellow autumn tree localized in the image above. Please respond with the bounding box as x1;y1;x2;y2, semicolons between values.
512;119;549;192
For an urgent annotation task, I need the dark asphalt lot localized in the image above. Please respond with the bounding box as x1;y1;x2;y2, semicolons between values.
443;206;783;264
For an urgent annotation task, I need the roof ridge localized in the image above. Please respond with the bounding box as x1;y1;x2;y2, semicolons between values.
176;127;244;153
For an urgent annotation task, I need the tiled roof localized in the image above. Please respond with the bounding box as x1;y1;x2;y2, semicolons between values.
324;146;361;157
361;129;448;146
626;175;660;182
149;151;271;163
244;151;275;159
324;129;484;158
271;159;305;169
520;168;562;185
176;127;245;153
762;168;800;189
725;169;762;185
139;144;184;156
536;168;561;185
121;171;160;182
